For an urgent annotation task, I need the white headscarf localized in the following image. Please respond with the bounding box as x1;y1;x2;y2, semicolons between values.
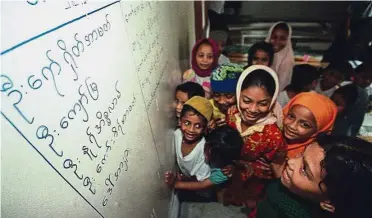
265;22;295;91
236;65;283;129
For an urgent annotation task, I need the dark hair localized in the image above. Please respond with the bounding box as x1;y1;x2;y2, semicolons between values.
355;63;372;77
176;82;205;99
323;61;354;81
286;64;319;93
247;41;275;66
332;84;358;110
273;22;290;33
241;69;276;97
180;104;208;127
206;125;243;168
317;134;372;218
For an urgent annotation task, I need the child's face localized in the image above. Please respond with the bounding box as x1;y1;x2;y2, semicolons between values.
331;93;346;114
321;70;343;90
196;44;214;70
217;41;225;54
283;105;317;142
174;91;189;118
239;86;272;125
281;142;325;201
180;111;205;143
354;71;372;88
270;27;289;53
251;49;270;66
213;92;236;114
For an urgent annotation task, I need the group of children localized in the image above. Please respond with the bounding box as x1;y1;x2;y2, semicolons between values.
165;21;372;218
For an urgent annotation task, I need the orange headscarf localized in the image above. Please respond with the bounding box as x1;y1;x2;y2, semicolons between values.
283;92;337;158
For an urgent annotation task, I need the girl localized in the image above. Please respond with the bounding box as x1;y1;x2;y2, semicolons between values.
254;134;372;218
222;65;286;210
265;22;295;91
282;92;338;159
183;38;220;99
246;41;274;68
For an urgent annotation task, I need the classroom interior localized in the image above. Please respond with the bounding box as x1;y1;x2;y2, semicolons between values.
1;1;372;218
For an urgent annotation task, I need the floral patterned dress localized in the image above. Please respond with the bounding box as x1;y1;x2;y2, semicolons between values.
223;108;286;207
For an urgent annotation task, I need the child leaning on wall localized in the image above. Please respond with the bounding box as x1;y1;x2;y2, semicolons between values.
173;82;205;128
165;125;243;202
183;38;220;99
164;96;213;201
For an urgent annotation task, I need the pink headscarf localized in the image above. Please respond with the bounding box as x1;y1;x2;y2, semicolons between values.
265;22;295;91
191;38;220;77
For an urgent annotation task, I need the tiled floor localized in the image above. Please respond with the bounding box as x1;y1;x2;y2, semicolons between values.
180;202;247;218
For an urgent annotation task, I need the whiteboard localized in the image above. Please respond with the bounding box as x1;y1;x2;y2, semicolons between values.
1;1;195;217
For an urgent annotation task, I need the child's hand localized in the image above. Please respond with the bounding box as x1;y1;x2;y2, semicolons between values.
233;160;273;180
215;118;226;127
221;165;234;178
227;105;237;114
164;171;176;189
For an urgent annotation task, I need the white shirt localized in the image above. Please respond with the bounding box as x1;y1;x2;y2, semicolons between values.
314;79;353;97
277;90;290;108
174;129;211;181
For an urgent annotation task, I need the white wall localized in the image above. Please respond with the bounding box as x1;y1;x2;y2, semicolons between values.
1;1;195;217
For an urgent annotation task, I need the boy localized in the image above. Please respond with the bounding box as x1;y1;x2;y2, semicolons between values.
165;125;243;201
314;61;353;97
277;64;319;107
174;82;205;121
210;30;230;64
210;63;244;127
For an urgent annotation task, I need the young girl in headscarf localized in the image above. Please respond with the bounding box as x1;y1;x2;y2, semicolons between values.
265;22;295;91
222;65;286;212
282;92;337;158
183;38;220;99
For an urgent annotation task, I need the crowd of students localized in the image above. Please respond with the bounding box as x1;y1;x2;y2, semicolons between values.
165;22;372;218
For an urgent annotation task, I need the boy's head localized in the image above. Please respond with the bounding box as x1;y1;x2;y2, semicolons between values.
180;96;213;143
247;41;274;67
211;63;244;114
331;84;358;115
286;64;319;92
209;30;229;54
354;63;372;88
174;82;205;118
321;62;354;90
281;134;372;218
204;125;243;169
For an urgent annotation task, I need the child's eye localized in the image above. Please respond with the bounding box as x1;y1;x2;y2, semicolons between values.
259;102;269;107
301;122;311;129
183;121;190;125
208;55;213;59
195;124;201;129
301;165;307;176
287;113;295;119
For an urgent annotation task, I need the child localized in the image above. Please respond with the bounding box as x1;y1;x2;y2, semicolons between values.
223;65;285;211
165;96;212;193
183;38;220;99
353;63;372;112
254;135;372;218
258;92;337;179
332;83;367;137
174;82;205;121
277;64;319;107
314;61;353;97
164;125;243;199
265;22;295;91
210;63;244;127
210;30;231;64
246;41;274;68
